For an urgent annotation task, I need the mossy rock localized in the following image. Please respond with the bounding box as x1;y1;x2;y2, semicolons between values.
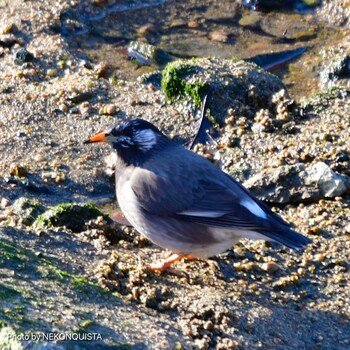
34;203;106;232
161;57;288;125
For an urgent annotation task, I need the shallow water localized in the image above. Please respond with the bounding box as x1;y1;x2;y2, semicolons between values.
65;0;347;101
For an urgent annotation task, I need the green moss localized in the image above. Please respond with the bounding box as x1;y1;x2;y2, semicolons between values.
0;241;20;254
37;263;71;281
0;288;33;329
34;202;105;232
184;82;206;107
36;259;112;295
1;239;110;303
80;319;93;328
0;241;28;265
0;242;117;337
300;0;320;7
161;61;207;107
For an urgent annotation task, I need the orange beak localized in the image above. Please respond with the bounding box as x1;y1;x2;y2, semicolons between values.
84;131;108;144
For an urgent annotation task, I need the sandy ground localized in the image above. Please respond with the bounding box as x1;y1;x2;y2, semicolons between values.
0;1;349;349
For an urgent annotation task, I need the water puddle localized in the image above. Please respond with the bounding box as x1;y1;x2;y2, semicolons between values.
62;0;348;101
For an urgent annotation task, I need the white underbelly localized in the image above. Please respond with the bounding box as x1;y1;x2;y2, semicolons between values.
117;180;147;232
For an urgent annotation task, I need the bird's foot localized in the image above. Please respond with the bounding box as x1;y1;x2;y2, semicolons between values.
147;253;197;271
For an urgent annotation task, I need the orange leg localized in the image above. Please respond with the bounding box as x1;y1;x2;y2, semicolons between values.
147;253;198;271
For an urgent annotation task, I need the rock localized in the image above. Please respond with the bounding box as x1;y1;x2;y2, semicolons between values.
160;57;288;125
34;202;107;232
0;196;10;208
244;163;306;204
244;162;350;204
46;68;58;77
305;161;349;198
241;0;320;11
99;104;117;116
1;22;19;34
136;24;157;35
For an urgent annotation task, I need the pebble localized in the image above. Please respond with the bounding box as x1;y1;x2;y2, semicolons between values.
1;22;18;34
14;48;34;65
92;0;111;6
0;197;10;208
46;68;58;77
94;61;111;78
314;253;326;262
99;104;117;115
345;224;350;234
210;31;229;42
33;154;45;162
307;226;323;235
260;261;280;274
58;103;69;113
188;20;200;28
9;163;28;177
234;261;257;272
137;24;156;35
203;320;214;331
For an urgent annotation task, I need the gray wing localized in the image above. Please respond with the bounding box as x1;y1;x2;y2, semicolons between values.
129;146;282;230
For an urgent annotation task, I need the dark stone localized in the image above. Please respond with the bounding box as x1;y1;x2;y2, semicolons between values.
14;48;34;65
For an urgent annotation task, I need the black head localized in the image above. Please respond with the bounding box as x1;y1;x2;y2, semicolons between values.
85;119;170;166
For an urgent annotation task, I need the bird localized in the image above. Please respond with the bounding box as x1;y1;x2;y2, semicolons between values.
85;118;311;271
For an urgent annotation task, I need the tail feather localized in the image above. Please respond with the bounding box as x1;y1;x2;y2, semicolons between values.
260;227;312;251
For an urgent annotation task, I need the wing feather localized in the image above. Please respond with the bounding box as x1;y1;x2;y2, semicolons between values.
129;146;278;230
